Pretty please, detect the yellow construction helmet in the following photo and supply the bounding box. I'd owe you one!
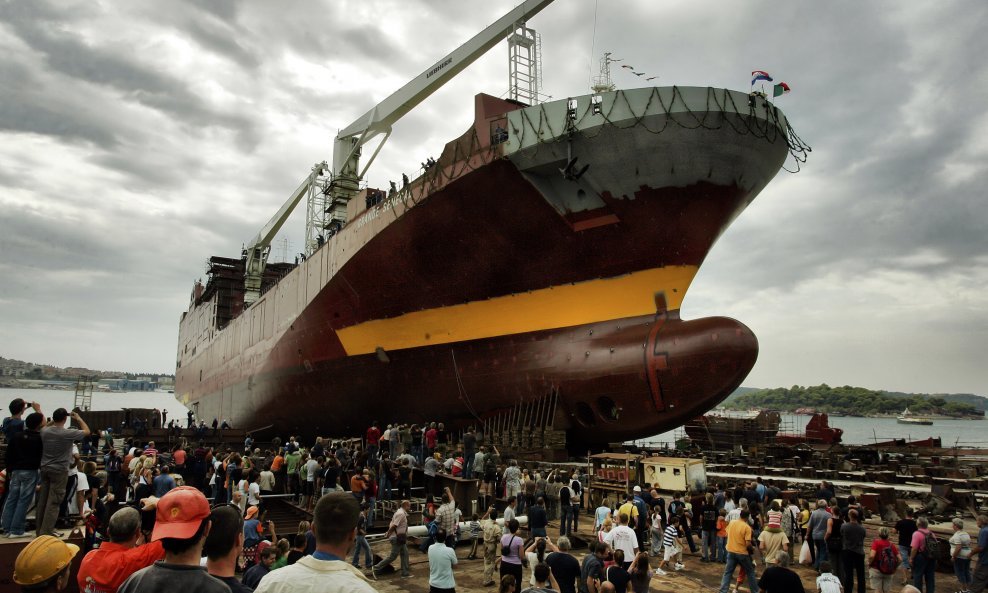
[13,535,80,586]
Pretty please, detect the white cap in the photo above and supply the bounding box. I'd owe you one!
[633,485,641,492]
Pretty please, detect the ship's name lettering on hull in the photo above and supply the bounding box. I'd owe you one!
[354,193,406,230]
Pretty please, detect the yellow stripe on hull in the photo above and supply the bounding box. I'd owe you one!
[335,266,698,355]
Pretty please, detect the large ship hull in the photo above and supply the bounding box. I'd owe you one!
[176,87,798,447]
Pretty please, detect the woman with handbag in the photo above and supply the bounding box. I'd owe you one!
[499,518,525,585]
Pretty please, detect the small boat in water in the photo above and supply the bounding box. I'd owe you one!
[897,407,934,425]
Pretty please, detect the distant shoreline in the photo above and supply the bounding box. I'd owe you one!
[731,408,985,421]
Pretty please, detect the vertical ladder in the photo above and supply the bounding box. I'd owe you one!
[508,22,540,104]
[73,375,95,411]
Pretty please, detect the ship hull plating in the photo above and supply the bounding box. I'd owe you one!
[188,312,757,446]
[176,88,796,447]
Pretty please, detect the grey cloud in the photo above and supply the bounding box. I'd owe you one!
[185,19,261,70]
[0,59,120,148]
[175,0,241,24]
[0,1,257,146]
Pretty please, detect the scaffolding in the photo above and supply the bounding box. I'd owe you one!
[73,376,95,412]
[303,162,335,256]
[507,22,541,104]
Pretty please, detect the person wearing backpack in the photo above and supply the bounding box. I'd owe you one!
[908,516,937,592]
[868,526,900,593]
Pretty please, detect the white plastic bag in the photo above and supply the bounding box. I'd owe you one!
[799,540,812,565]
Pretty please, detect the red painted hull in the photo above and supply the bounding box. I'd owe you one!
[176,88,796,447]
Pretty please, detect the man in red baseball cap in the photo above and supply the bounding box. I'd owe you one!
[117,486,229,593]
[77,507,166,593]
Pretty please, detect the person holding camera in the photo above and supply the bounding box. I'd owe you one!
[38,408,90,537]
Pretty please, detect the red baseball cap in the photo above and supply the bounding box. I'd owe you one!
[151,486,211,541]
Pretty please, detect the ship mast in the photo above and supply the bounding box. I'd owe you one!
[240,0,556,307]
[591,52,617,93]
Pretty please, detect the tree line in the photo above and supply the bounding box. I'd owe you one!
[724,383,984,417]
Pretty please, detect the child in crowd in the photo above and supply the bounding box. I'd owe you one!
[716,508,729,564]
[467,513,482,560]
[816,561,844,593]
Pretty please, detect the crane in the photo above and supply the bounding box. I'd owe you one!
[241,0,556,307]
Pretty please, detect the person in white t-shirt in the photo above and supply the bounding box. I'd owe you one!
[816,561,844,593]
[595,502,612,532]
[247,474,262,507]
[949,517,973,591]
[604,512,639,569]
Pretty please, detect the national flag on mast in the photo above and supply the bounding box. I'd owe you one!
[773,82,791,97]
[751,70,773,85]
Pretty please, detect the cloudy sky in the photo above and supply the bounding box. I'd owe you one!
[1,0,985,396]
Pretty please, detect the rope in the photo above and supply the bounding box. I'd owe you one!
[369,86,811,231]
[450,348,483,423]
[508,86,811,172]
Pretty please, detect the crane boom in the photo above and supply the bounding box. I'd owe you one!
[325,0,555,231]
[333,0,556,171]
[242,0,555,307]
[243,162,326,306]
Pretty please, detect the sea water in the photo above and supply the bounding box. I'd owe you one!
[6,388,983,448]
[646,413,988,448]
[0,387,189,427]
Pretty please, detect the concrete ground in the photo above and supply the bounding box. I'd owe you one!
[364,518,969,592]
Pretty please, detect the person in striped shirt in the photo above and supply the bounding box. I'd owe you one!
[654,516,684,575]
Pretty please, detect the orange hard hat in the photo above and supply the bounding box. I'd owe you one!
[13,535,80,585]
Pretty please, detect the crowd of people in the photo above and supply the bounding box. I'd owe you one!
[4,403,988,593]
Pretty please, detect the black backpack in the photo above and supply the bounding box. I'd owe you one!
[922,531,940,560]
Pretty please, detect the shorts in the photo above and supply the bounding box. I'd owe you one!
[664,545,682,562]
[303,480,314,495]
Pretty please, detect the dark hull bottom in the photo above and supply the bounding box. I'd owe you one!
[191,310,757,449]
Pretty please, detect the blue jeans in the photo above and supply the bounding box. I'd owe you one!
[366,497,376,526]
[559,504,573,536]
[379,474,391,500]
[412,445,423,466]
[954,557,972,586]
[717,536,727,562]
[718,552,759,593]
[813,537,829,570]
[897,545,911,570]
[702,530,717,561]
[1,470,39,535]
[913,553,935,592]
[352,535,372,567]
[463,451,475,479]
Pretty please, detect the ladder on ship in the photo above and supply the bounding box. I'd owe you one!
[73,375,95,412]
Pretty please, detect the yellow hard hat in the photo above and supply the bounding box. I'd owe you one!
[13,535,80,586]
